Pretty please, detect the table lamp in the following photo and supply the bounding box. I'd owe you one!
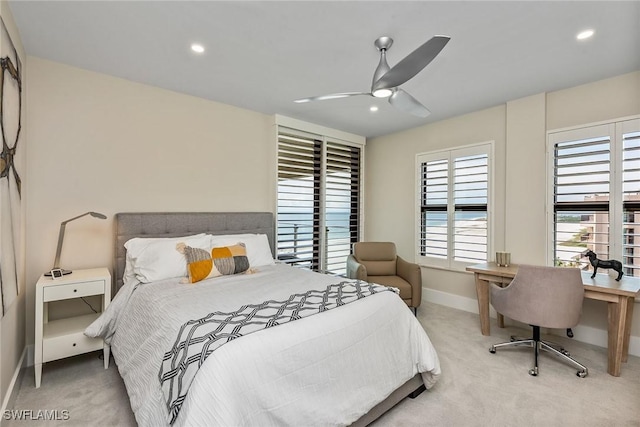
[45,211,107,277]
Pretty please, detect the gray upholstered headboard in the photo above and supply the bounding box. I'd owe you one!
[113,212,275,294]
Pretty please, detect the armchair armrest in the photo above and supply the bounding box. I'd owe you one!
[346,254,367,280]
[397,256,422,306]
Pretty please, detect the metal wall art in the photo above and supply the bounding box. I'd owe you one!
[0,16,22,317]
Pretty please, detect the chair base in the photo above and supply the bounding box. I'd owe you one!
[488,326,588,378]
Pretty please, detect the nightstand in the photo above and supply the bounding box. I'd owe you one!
[34,268,111,388]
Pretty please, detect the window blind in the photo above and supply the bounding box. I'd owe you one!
[553,135,611,266]
[453,153,488,263]
[277,130,321,270]
[420,159,448,258]
[324,141,361,275]
[622,130,640,276]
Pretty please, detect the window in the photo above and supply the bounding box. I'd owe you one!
[277,126,362,276]
[548,118,640,277]
[417,143,493,270]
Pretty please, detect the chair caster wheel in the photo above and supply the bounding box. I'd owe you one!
[576,370,588,378]
[489,347,496,354]
[528,368,538,376]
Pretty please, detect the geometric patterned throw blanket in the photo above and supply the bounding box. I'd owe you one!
[159,280,396,424]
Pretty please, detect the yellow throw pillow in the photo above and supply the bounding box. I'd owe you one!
[176,242,250,283]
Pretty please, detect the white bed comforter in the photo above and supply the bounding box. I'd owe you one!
[85,264,441,427]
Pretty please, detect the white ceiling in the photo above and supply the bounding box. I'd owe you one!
[9,1,640,138]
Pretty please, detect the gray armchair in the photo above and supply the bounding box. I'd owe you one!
[346,242,421,313]
[489,264,588,377]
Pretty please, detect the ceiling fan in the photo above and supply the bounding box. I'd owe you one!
[294,35,450,118]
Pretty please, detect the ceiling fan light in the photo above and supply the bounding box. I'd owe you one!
[372,88,393,98]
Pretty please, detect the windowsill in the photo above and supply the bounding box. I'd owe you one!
[417,263,475,274]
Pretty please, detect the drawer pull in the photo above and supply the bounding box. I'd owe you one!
[74,289,77,293]
[72,343,76,347]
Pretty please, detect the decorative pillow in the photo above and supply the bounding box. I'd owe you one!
[210,233,275,267]
[177,242,251,283]
[124,233,212,283]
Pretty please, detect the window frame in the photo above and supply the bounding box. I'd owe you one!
[415,141,494,271]
[546,116,640,276]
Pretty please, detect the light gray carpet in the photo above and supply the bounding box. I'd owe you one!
[7,302,640,426]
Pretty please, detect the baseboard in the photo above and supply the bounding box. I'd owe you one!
[26,344,34,367]
[423,288,499,319]
[1,347,27,417]
[422,288,640,358]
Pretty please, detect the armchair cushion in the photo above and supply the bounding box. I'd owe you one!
[367,275,413,301]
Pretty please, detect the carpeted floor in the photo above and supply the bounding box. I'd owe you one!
[6,301,640,426]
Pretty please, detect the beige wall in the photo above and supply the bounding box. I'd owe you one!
[365,71,640,346]
[24,58,275,344]
[0,0,26,408]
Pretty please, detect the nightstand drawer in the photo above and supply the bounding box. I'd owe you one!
[43,332,103,363]
[43,280,104,302]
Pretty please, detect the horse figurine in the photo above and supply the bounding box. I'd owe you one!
[583,249,623,281]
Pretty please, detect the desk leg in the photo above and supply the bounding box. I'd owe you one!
[497,313,505,328]
[622,297,633,364]
[607,296,630,377]
[475,275,491,336]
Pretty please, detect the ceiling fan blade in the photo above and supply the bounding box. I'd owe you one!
[373,36,450,91]
[388,89,431,118]
[294,92,369,103]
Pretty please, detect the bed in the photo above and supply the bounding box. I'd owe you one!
[85,212,440,426]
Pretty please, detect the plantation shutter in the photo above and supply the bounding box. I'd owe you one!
[622,129,640,276]
[553,132,611,265]
[277,129,321,270]
[453,153,488,263]
[420,158,448,259]
[324,141,361,275]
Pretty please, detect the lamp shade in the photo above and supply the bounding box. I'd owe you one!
[45,211,107,277]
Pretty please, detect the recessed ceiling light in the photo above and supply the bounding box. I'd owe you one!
[191,43,205,53]
[576,29,594,40]
[370,106,379,112]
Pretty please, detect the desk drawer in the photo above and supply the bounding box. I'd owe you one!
[43,332,103,362]
[43,280,104,302]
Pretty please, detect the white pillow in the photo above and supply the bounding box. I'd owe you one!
[123,253,138,286]
[124,233,212,283]
[210,233,275,267]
